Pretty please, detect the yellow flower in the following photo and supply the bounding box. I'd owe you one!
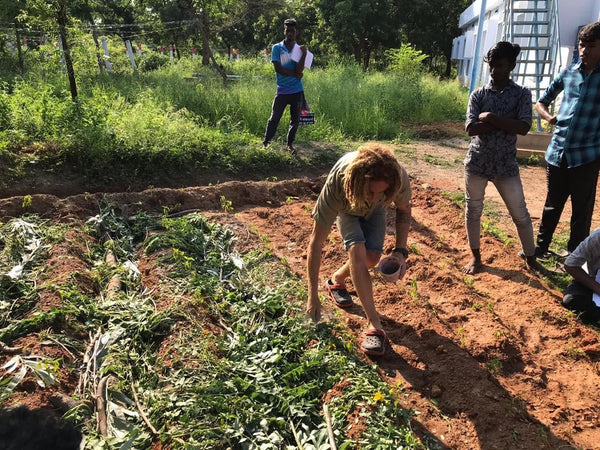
[373,391,385,403]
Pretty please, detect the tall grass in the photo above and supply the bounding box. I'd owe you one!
[0,53,467,183]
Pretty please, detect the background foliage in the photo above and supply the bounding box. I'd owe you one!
[1,0,470,76]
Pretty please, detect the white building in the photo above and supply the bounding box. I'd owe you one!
[453,0,600,98]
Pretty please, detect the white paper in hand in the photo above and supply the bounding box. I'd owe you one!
[291,44,302,62]
[593,270,600,307]
[291,44,313,69]
[304,51,313,69]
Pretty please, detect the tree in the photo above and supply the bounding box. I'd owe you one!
[0,0,28,72]
[70,0,105,73]
[398,0,470,77]
[91,0,139,42]
[314,0,400,70]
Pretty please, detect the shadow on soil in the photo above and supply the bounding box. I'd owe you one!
[376,320,573,449]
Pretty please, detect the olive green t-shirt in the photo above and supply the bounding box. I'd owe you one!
[312,151,411,229]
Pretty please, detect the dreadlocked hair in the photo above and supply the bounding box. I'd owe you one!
[343,143,403,209]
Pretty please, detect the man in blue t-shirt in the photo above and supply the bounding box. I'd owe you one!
[263,18,307,155]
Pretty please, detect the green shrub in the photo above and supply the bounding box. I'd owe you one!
[0,85,11,131]
[0,52,467,181]
[385,44,428,79]
[138,52,170,72]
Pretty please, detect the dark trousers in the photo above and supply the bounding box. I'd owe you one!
[563,281,600,323]
[537,157,600,252]
[263,91,303,146]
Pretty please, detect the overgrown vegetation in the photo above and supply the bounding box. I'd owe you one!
[0,208,426,448]
[0,44,468,188]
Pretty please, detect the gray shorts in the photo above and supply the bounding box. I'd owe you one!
[336,208,386,253]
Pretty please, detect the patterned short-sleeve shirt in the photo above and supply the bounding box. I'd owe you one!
[464,80,532,179]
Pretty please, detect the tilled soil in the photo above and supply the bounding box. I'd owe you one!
[1,136,600,449]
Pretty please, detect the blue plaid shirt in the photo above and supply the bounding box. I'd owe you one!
[538,61,600,168]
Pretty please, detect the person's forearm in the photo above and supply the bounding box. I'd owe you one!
[535,102,556,124]
[394,205,411,249]
[307,239,322,299]
[394,222,410,249]
[467,122,496,136]
[307,223,328,298]
[480,114,530,135]
[275,66,297,77]
[296,54,306,73]
[565,265,600,295]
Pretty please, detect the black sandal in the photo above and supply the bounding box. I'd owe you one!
[361,329,387,356]
[325,279,353,308]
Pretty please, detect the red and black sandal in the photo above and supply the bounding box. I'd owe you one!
[361,328,387,356]
[325,279,354,309]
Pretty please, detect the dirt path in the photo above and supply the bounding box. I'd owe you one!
[1,136,600,448]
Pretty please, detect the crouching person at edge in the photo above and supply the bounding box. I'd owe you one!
[306,143,412,356]
[462,41,543,275]
[562,228,600,323]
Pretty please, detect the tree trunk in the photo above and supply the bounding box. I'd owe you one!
[172,40,180,59]
[201,9,210,66]
[196,11,226,82]
[14,22,24,73]
[352,41,361,64]
[444,53,452,78]
[202,41,210,66]
[91,25,104,73]
[362,39,371,71]
[57,0,77,100]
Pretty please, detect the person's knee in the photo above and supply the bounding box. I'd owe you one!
[562,293,600,323]
[347,242,374,267]
[511,210,532,228]
[562,292,579,308]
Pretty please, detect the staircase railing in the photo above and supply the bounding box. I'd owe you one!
[503,0,561,130]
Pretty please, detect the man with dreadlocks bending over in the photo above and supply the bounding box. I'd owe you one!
[307,143,412,355]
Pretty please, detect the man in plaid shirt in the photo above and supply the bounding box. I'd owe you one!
[534,21,600,256]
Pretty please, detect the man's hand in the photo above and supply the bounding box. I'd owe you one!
[535,102,557,125]
[389,253,407,280]
[478,111,497,122]
[300,44,307,55]
[306,294,322,322]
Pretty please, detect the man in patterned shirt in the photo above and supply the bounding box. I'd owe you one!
[534,21,600,256]
[463,42,540,274]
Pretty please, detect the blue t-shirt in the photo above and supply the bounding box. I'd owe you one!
[271,41,304,95]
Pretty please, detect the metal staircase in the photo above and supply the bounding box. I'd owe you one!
[503,0,561,130]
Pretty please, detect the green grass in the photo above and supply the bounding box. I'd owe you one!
[442,190,465,208]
